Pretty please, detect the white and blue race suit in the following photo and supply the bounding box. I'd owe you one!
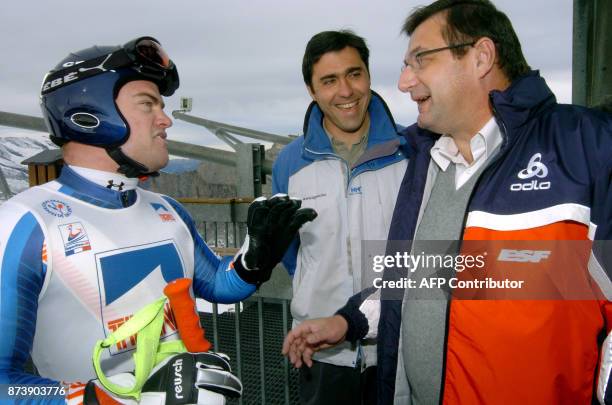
[0,165,255,396]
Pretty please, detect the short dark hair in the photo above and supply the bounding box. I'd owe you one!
[402,0,530,81]
[302,30,370,88]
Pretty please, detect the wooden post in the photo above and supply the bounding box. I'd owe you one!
[21,149,64,186]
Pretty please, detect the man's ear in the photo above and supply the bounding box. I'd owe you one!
[306,84,316,101]
[473,37,497,78]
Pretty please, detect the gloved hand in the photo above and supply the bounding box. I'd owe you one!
[84,352,241,405]
[234,194,317,285]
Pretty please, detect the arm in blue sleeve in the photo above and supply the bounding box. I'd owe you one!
[272,152,299,276]
[163,197,255,303]
[335,286,377,343]
[0,209,66,403]
[281,238,299,276]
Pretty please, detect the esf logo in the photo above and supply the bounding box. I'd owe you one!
[498,249,551,263]
[510,153,551,192]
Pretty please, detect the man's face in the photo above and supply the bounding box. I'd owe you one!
[116,80,172,172]
[398,14,476,135]
[307,46,371,138]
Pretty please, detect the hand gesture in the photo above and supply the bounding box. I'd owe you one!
[281,315,348,368]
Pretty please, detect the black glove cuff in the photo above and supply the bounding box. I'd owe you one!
[335,302,369,343]
[83,381,100,405]
[233,255,270,287]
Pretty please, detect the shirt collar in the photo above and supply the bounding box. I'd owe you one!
[56,165,139,209]
[324,118,370,150]
[69,165,139,191]
[430,117,501,171]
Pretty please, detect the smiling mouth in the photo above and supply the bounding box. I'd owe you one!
[337,100,359,109]
[413,96,431,113]
[413,95,431,105]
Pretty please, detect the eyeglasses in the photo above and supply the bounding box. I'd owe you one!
[401,41,475,73]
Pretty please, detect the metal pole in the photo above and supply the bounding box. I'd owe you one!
[573,0,612,107]
[257,297,266,405]
[172,111,292,145]
[0,111,47,132]
[212,303,219,351]
[572,0,591,106]
[282,299,290,405]
[214,128,242,150]
[591,0,612,107]
[234,302,243,405]
[236,144,265,198]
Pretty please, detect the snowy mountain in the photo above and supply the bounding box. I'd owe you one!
[0,130,55,199]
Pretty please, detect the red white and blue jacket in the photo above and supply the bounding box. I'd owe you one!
[338,71,612,404]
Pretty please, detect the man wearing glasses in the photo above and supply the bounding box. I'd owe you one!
[284,1,612,404]
[0,37,314,404]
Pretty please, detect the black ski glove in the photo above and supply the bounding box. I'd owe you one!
[234,194,317,285]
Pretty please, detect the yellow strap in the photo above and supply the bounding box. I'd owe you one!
[92,296,186,400]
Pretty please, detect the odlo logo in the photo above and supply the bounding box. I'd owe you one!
[510,153,551,192]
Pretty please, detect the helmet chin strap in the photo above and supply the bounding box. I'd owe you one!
[106,146,160,178]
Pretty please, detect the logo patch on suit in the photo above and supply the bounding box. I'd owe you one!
[95,240,185,355]
[42,199,73,217]
[59,222,92,256]
[349,186,362,195]
[510,153,551,192]
[150,203,176,222]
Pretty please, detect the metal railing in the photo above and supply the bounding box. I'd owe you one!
[179,198,298,405]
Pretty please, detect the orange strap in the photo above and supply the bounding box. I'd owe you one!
[164,278,212,352]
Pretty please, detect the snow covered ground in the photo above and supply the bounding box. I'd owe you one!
[0,129,55,200]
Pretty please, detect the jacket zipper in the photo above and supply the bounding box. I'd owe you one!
[438,96,510,403]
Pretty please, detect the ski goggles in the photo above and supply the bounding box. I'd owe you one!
[41,36,179,96]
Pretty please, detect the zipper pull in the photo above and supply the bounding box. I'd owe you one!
[120,191,129,207]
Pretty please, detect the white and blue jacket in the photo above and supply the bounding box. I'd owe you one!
[272,92,409,368]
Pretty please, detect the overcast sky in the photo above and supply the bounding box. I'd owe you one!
[1,0,573,148]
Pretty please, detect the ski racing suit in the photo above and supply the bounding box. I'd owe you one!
[0,165,255,402]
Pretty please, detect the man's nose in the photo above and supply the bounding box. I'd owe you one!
[398,65,419,93]
[157,109,173,128]
[337,78,354,98]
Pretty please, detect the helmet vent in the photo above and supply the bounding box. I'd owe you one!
[70,112,100,129]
